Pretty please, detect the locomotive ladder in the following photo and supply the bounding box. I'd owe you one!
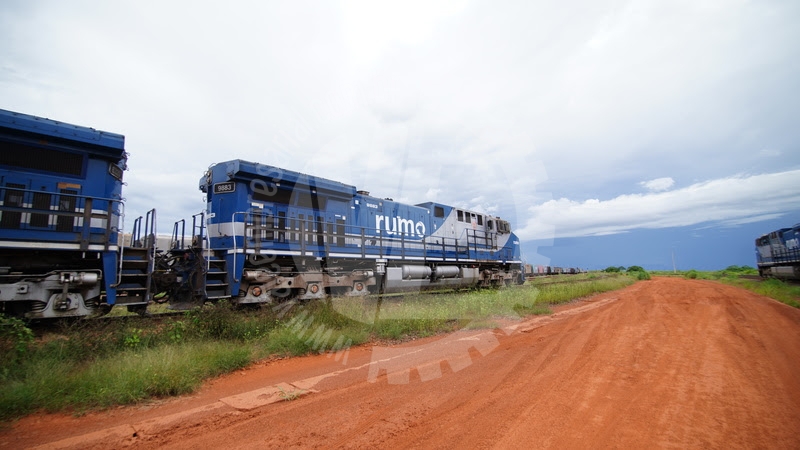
[114,209,156,312]
[192,212,229,300]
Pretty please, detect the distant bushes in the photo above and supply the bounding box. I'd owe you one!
[680,266,757,280]
[719,265,758,276]
[602,265,759,281]
[626,266,650,280]
[602,265,650,280]
[634,271,651,280]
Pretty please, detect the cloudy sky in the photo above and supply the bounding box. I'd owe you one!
[2,0,799,270]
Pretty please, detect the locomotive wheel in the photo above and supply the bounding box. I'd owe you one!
[92,303,112,317]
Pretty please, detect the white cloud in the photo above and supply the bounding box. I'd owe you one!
[517,170,800,240]
[640,177,675,192]
[1,0,798,245]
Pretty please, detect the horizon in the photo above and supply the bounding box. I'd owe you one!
[2,1,798,270]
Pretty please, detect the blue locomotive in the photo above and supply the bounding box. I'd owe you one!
[199,160,524,305]
[0,109,151,318]
[0,108,524,318]
[755,224,800,280]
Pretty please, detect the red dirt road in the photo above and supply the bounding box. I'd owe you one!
[3,277,800,449]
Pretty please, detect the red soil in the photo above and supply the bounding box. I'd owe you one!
[3,277,800,449]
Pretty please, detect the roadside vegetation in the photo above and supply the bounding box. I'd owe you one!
[603,265,652,280]
[0,273,638,421]
[652,265,800,309]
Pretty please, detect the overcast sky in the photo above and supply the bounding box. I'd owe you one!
[2,0,798,270]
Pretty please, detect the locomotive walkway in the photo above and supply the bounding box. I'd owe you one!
[3,277,800,449]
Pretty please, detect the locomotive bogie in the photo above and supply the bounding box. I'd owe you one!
[234,262,380,304]
[762,266,800,279]
[0,269,102,318]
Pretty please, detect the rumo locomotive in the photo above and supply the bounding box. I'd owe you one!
[0,108,524,319]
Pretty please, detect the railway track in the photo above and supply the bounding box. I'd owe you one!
[26,309,189,334]
[738,275,763,281]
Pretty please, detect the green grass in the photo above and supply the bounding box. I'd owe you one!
[725,278,800,308]
[528,275,637,304]
[0,342,250,419]
[0,273,637,421]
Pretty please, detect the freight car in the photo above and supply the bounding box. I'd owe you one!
[523,265,584,278]
[0,109,524,318]
[755,224,800,280]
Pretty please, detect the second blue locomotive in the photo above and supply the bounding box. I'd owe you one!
[755,224,800,280]
[200,160,524,305]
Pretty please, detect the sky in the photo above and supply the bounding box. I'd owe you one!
[1,0,799,271]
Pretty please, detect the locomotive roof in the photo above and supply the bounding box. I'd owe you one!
[211,159,358,198]
[416,201,502,221]
[0,108,125,155]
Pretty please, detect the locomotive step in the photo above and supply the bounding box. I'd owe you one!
[116,284,148,290]
[121,256,148,261]
[121,252,151,261]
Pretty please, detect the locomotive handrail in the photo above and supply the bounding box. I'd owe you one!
[230,210,249,283]
[130,216,143,247]
[0,185,134,292]
[144,209,157,250]
[192,215,202,246]
[172,219,186,250]
[192,212,206,249]
[235,210,507,264]
[191,211,215,298]
[0,185,124,249]
[114,202,126,288]
[761,247,800,264]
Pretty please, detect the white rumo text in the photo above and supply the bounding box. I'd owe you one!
[376,214,425,237]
